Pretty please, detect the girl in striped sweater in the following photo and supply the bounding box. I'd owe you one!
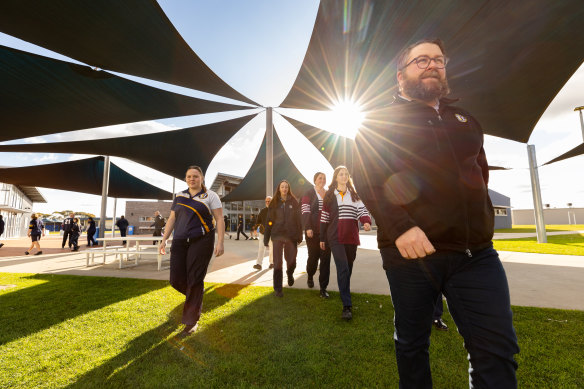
[320,166,371,320]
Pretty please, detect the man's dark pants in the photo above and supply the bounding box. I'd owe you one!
[119,228,127,245]
[61,230,72,248]
[305,235,331,290]
[153,229,162,245]
[170,234,215,325]
[381,245,519,389]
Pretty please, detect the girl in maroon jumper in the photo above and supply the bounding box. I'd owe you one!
[320,166,371,320]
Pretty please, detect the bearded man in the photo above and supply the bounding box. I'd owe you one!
[353,39,519,388]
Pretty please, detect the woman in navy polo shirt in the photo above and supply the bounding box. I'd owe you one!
[160,165,225,336]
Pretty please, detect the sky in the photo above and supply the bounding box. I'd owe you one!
[1,0,583,217]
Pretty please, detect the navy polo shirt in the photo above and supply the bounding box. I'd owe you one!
[171,188,222,239]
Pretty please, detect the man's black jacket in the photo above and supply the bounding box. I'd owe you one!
[353,96,494,254]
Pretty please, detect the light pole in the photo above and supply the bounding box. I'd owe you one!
[575,106,584,142]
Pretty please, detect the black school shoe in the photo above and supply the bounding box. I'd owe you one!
[274,290,284,298]
[34,251,43,256]
[307,276,314,288]
[287,271,295,286]
[342,306,352,320]
[433,318,449,331]
[320,290,330,298]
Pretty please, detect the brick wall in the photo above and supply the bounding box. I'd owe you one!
[124,200,173,234]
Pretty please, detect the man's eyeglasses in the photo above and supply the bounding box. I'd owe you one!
[402,56,448,70]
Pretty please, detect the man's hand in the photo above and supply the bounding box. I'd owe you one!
[363,223,371,231]
[320,242,326,250]
[214,242,224,257]
[395,226,436,259]
[306,229,314,238]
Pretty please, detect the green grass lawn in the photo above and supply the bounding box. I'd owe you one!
[495,225,584,233]
[493,233,584,256]
[1,273,583,388]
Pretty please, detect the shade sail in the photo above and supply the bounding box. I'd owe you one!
[0,45,253,142]
[0,0,257,106]
[0,114,257,179]
[222,131,313,202]
[0,156,172,199]
[281,115,352,169]
[543,143,584,166]
[281,0,584,143]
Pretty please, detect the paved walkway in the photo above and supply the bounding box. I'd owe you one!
[1,232,583,311]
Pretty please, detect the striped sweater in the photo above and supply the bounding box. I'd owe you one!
[320,189,372,245]
[301,187,324,235]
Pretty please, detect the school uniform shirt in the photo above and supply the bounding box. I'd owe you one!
[29,219,44,236]
[171,188,222,239]
[320,190,372,246]
[301,187,324,235]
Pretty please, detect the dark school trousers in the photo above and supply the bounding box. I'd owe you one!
[69,233,79,249]
[381,245,519,389]
[272,238,297,292]
[170,233,215,325]
[305,235,331,290]
[433,293,444,320]
[330,243,357,307]
[236,228,248,240]
[61,230,72,248]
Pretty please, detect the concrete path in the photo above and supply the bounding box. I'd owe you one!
[1,232,583,311]
[493,230,584,239]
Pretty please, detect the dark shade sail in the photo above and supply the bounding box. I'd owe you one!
[0,114,257,179]
[0,45,253,142]
[0,156,171,199]
[0,0,257,106]
[543,143,584,166]
[281,0,584,143]
[488,166,510,171]
[222,131,313,202]
[281,115,352,169]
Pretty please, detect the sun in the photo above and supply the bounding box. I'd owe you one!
[329,100,365,139]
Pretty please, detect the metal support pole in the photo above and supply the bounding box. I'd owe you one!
[266,107,273,197]
[527,145,547,243]
[575,106,584,142]
[98,156,110,240]
[172,178,176,200]
[112,198,117,237]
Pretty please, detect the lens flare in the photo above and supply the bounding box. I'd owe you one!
[330,100,365,139]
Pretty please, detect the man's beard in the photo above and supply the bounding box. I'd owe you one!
[402,70,450,102]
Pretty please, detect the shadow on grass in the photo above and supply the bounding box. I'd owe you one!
[0,274,167,346]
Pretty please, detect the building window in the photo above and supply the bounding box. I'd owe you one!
[139,216,154,222]
[494,208,508,216]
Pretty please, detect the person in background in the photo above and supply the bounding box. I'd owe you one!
[320,166,371,320]
[159,165,224,337]
[61,212,74,249]
[69,217,81,252]
[86,217,97,247]
[253,196,274,270]
[26,213,45,255]
[235,215,249,240]
[151,211,166,245]
[301,172,332,298]
[249,215,258,240]
[116,215,129,245]
[223,215,232,239]
[264,180,303,297]
[0,215,5,248]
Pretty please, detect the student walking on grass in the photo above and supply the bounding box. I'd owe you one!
[320,166,371,320]
[26,213,45,255]
[264,180,303,297]
[301,171,332,298]
[159,165,225,337]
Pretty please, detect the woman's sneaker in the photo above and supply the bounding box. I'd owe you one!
[342,306,352,320]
